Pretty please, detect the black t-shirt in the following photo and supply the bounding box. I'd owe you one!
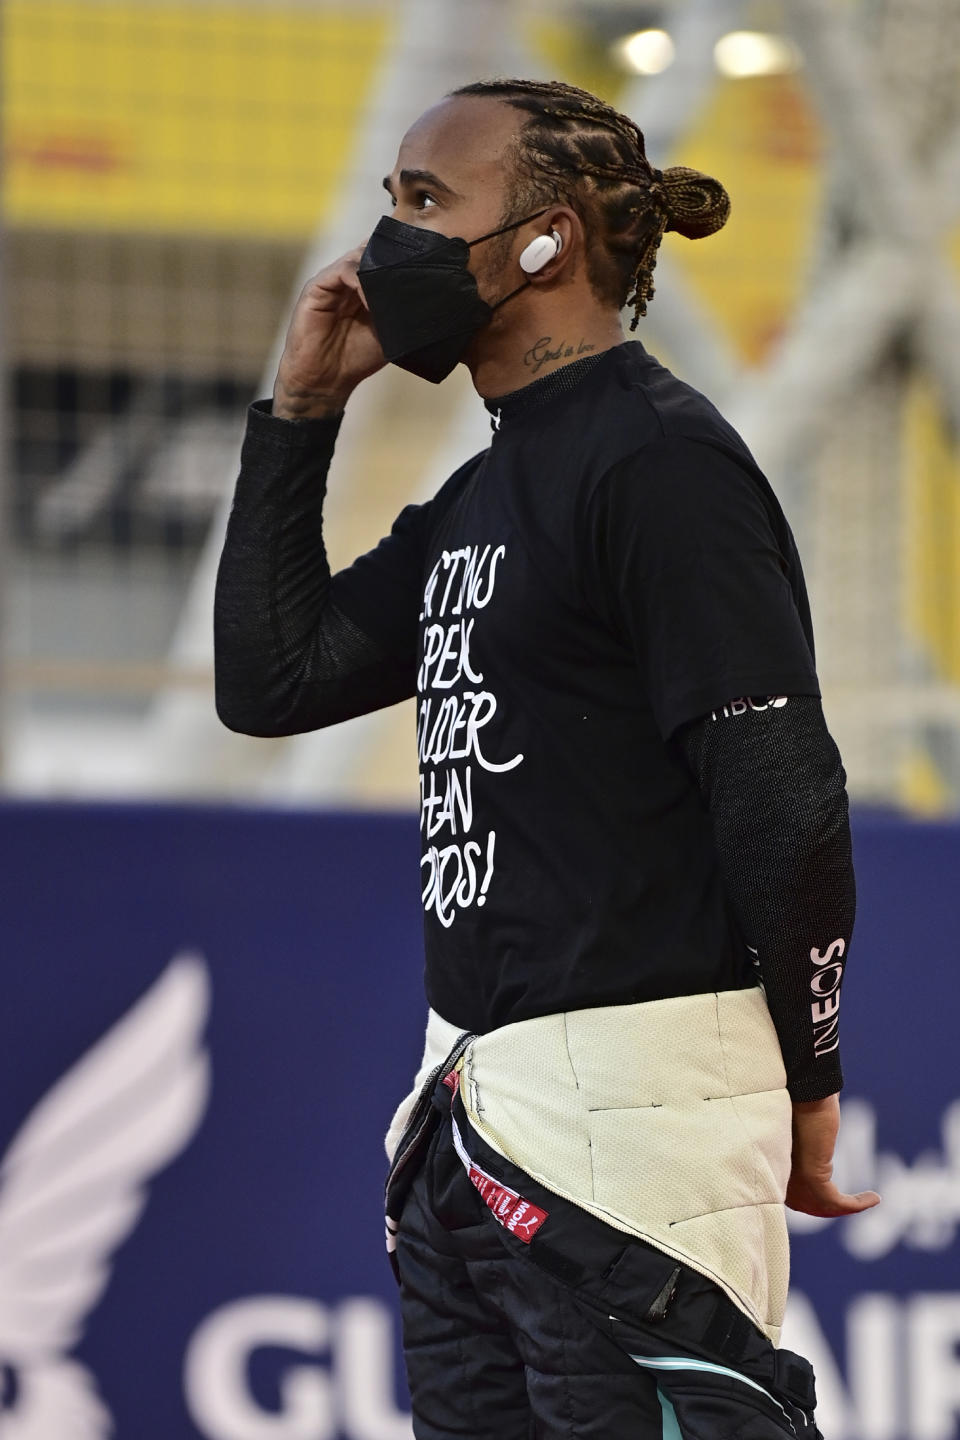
[331,341,820,1033]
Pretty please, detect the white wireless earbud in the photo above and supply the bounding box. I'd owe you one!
[519,230,563,274]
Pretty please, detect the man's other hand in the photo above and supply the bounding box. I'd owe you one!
[785,1093,882,1218]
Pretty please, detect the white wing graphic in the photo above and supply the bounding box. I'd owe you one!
[0,954,211,1367]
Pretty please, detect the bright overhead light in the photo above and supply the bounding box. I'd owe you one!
[714,30,801,78]
[611,28,676,77]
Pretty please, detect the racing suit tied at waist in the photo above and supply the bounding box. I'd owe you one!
[385,987,792,1345]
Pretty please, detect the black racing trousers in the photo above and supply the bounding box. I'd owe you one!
[391,1077,822,1440]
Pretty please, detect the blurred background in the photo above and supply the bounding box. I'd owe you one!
[1,2,959,1438]
[5,0,960,813]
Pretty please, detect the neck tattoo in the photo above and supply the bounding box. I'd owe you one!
[523,335,596,377]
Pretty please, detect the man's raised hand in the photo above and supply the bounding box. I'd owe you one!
[273,247,385,420]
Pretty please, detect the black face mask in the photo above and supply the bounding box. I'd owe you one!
[356,208,548,384]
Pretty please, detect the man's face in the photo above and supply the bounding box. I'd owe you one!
[381,96,527,299]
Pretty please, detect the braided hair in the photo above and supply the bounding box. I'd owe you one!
[452,78,730,327]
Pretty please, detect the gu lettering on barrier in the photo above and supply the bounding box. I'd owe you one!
[417,543,522,929]
[184,1296,411,1440]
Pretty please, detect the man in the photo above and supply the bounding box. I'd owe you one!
[215,79,880,1439]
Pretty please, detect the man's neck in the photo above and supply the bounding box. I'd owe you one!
[468,312,625,399]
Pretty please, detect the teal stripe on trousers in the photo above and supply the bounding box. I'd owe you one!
[657,1388,683,1439]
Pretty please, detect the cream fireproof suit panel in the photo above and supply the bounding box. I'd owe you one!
[386,988,792,1346]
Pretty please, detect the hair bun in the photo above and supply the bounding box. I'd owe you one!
[659,165,730,239]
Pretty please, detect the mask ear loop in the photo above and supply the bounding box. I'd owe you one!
[465,206,551,249]
[467,207,557,311]
[490,278,531,310]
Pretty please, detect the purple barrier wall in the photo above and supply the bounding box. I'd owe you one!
[0,801,956,1440]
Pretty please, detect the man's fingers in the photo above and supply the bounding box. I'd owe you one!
[301,249,367,306]
[786,1182,881,1218]
[342,266,370,311]
[825,1188,882,1215]
[343,245,372,309]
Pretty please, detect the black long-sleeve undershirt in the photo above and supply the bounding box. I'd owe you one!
[214,402,412,737]
[215,401,853,1102]
[676,696,852,1101]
